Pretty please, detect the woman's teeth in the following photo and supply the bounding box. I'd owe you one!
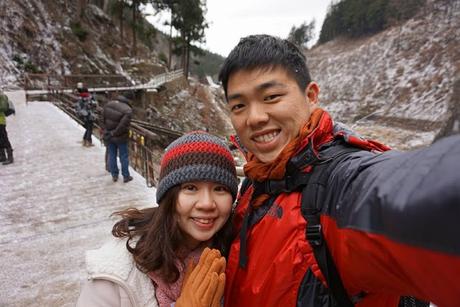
[193,218,214,224]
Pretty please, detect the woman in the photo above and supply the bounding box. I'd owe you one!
[77,131,238,307]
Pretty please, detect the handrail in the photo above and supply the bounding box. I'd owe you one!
[24,70,184,97]
[48,91,183,187]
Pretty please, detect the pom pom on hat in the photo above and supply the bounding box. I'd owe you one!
[156,131,238,203]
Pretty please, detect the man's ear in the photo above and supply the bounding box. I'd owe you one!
[305,82,320,105]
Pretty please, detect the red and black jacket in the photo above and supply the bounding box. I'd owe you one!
[224,112,460,307]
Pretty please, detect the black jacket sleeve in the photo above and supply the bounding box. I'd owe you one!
[327,134,460,255]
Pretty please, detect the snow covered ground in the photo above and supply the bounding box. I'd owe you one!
[0,91,156,306]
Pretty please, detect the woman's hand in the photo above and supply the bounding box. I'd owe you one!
[176,248,226,307]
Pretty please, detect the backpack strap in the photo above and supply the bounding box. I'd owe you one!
[300,149,357,307]
[301,144,359,307]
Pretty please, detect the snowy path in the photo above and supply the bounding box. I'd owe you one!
[0,91,157,306]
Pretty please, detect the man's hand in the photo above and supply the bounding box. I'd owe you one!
[176,248,226,307]
[103,131,112,142]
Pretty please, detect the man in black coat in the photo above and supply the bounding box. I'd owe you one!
[102,94,133,183]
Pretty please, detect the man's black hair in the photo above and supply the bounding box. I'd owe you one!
[218,34,312,98]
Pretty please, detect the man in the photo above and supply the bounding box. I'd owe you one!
[102,94,133,183]
[219,35,460,307]
[0,90,14,165]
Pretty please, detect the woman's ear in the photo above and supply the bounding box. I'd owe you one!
[305,82,320,105]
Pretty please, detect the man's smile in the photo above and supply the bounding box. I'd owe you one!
[252,130,280,143]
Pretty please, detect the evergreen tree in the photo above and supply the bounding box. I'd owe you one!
[130,0,150,56]
[170,0,208,79]
[287,20,316,47]
[318,0,425,44]
[110,0,127,40]
[151,0,178,69]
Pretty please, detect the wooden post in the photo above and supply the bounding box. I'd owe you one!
[25,74,29,104]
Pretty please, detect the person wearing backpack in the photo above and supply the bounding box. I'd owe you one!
[75,86,98,147]
[0,90,14,165]
[218,35,460,307]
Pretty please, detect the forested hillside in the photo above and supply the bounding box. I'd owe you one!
[308,0,459,150]
[319,0,428,43]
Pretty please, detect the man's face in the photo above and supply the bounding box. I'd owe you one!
[227,66,317,163]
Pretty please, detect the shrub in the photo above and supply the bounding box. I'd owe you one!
[24,61,41,73]
[70,22,88,41]
[12,54,24,65]
[158,52,168,64]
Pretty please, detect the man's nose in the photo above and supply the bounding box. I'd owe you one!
[246,102,269,128]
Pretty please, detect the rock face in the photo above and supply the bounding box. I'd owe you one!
[434,75,460,141]
[307,0,459,150]
[141,77,232,136]
[0,1,169,83]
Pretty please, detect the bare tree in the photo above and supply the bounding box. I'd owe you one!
[78,0,88,20]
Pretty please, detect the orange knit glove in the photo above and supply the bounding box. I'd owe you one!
[176,247,226,307]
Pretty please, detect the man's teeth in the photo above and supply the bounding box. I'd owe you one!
[193,218,214,224]
[254,131,278,143]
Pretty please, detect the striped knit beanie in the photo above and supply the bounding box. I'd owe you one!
[156,131,238,203]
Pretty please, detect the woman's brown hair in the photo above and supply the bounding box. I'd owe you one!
[112,185,233,283]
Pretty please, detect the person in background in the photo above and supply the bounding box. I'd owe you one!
[76,82,84,94]
[77,131,238,307]
[75,85,98,147]
[0,90,15,165]
[102,94,133,183]
[219,34,460,307]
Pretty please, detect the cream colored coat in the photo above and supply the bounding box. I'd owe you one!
[76,237,158,307]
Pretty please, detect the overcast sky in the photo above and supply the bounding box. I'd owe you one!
[146,0,332,57]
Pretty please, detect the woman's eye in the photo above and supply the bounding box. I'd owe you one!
[182,184,197,191]
[215,185,229,192]
[230,103,245,112]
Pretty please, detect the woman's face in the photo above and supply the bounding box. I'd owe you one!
[175,181,233,250]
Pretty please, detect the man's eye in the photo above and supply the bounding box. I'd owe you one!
[264,94,281,101]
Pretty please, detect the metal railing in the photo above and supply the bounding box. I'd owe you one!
[128,130,157,187]
[24,70,184,98]
[48,91,183,187]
